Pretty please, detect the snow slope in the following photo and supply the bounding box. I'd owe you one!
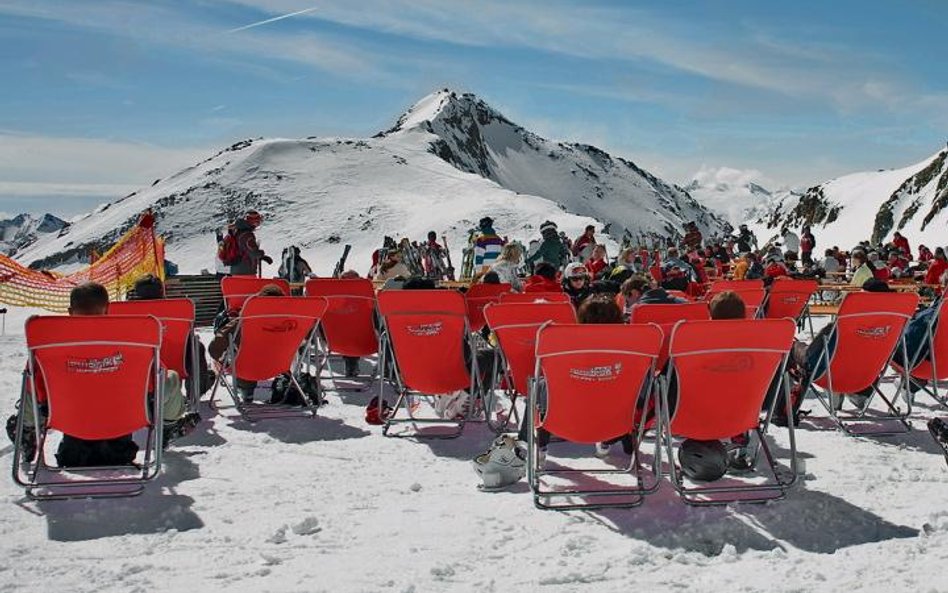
[749,148,948,250]
[17,90,729,275]
[0,312,946,593]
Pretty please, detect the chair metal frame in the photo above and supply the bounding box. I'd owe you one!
[12,315,165,500]
[483,302,577,434]
[304,278,379,392]
[109,298,202,411]
[376,291,481,439]
[210,296,327,422]
[660,319,799,506]
[526,323,664,510]
[804,294,918,436]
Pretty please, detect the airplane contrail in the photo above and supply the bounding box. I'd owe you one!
[226,6,319,34]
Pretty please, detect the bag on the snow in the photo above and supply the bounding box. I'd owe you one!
[270,373,320,406]
[55,434,139,468]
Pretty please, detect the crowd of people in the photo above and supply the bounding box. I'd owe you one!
[6,209,947,490]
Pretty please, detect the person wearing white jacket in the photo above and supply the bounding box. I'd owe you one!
[490,243,524,291]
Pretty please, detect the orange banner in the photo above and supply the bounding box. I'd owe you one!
[0,213,165,312]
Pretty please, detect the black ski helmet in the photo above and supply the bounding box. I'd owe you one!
[479,216,494,230]
[678,439,728,482]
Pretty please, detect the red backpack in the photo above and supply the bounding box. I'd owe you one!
[218,228,242,265]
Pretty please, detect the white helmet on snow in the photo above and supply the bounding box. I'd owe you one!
[472,435,526,490]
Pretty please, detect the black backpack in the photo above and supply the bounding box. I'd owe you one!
[56,434,138,468]
[270,373,321,407]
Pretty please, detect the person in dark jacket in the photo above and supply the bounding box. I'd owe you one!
[230,210,272,276]
[525,221,570,272]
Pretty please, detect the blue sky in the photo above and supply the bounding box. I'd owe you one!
[1,0,945,217]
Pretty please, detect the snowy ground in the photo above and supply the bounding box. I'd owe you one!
[0,306,947,593]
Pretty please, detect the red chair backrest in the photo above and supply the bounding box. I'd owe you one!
[221,276,290,313]
[668,319,795,440]
[499,292,571,304]
[304,278,378,356]
[483,302,577,396]
[816,292,919,392]
[464,283,512,332]
[377,290,471,394]
[109,298,195,380]
[709,279,764,293]
[629,302,710,370]
[26,315,161,440]
[765,278,818,321]
[233,296,328,381]
[535,323,662,443]
[909,298,948,380]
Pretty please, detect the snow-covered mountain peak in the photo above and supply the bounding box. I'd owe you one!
[18,89,730,274]
[0,212,68,256]
[381,89,514,138]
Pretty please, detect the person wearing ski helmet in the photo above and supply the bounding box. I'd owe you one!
[525,220,570,271]
[473,216,505,273]
[230,210,272,276]
[561,262,593,306]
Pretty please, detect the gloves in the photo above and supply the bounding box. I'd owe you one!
[261,255,273,265]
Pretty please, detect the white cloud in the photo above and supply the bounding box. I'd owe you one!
[0,132,211,197]
[214,0,933,112]
[690,166,772,190]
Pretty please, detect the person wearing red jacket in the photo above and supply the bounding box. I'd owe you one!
[919,245,934,263]
[572,225,596,259]
[523,262,563,293]
[892,232,912,261]
[585,244,608,279]
[925,248,948,285]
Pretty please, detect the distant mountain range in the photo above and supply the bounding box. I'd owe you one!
[0,213,68,256]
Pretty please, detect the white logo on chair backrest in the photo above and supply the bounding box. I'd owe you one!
[407,322,443,337]
[67,353,124,374]
[569,363,622,382]
[856,325,891,340]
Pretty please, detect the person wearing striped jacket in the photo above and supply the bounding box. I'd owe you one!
[474,217,505,273]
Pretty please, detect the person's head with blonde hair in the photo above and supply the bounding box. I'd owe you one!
[498,242,523,263]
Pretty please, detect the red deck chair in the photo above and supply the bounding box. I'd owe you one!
[304,278,378,389]
[891,297,948,408]
[212,296,328,421]
[499,292,570,305]
[377,290,477,438]
[12,316,165,500]
[527,323,663,510]
[109,299,200,409]
[765,278,819,336]
[709,279,764,292]
[663,319,798,505]
[629,302,710,371]
[220,276,290,314]
[464,283,511,333]
[482,302,577,432]
[648,265,662,283]
[706,287,767,319]
[805,292,919,435]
